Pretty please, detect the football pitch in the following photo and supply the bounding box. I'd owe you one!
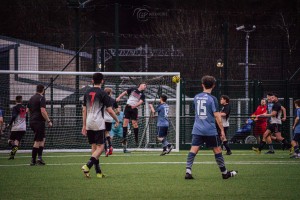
[0,150,299,200]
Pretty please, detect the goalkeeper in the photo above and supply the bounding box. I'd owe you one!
[110,105,131,153]
[149,94,174,156]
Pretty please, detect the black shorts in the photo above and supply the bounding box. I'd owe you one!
[124,105,138,120]
[30,121,46,142]
[157,126,168,138]
[87,130,105,145]
[9,131,26,142]
[292,134,300,143]
[267,124,281,134]
[191,134,222,148]
[105,122,112,132]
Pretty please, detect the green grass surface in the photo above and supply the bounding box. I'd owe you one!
[0,150,299,200]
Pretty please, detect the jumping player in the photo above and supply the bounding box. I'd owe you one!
[149,94,174,156]
[116,82,146,151]
[185,75,238,180]
[7,96,27,160]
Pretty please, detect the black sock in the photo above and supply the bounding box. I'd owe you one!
[32,147,39,163]
[223,141,231,152]
[87,157,97,169]
[38,147,44,160]
[123,127,128,139]
[106,136,111,147]
[94,159,102,174]
[258,141,266,151]
[134,128,138,143]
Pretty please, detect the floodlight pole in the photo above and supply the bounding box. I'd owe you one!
[237,25,255,114]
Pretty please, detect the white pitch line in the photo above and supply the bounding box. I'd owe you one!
[0,161,299,167]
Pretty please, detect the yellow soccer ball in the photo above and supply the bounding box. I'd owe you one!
[172,75,180,83]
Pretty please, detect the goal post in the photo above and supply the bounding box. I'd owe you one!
[0,70,180,153]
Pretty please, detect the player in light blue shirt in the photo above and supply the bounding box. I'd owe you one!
[290,99,300,158]
[185,75,238,180]
[149,95,174,156]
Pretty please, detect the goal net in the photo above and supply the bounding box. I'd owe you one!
[0,70,180,152]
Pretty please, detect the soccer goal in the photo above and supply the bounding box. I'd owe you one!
[0,70,180,153]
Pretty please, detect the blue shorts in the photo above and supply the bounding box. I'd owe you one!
[157,126,168,137]
[191,134,222,148]
[110,127,123,138]
[292,133,300,143]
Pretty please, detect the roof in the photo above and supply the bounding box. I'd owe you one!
[0,35,91,59]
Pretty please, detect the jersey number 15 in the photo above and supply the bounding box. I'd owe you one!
[196,100,207,116]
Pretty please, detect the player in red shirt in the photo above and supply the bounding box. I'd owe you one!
[251,99,267,143]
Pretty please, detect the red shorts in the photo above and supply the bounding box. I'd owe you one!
[253,123,267,135]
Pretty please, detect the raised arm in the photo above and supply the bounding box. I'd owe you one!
[116,91,127,102]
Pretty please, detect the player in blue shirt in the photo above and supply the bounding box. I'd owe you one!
[290,99,300,158]
[185,75,238,180]
[149,95,174,156]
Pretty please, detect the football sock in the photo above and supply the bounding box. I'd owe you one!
[223,141,231,152]
[32,147,39,162]
[94,159,102,174]
[186,152,196,173]
[87,157,97,169]
[294,145,299,154]
[162,138,169,147]
[123,127,128,139]
[215,153,227,173]
[281,139,291,148]
[38,147,44,160]
[258,141,266,151]
[134,128,138,143]
[269,144,274,151]
[106,136,111,148]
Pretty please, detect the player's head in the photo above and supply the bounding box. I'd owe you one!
[104,87,112,96]
[272,92,279,102]
[260,98,266,106]
[92,73,104,85]
[294,99,300,108]
[36,84,45,94]
[138,82,147,91]
[266,92,273,102]
[220,95,229,104]
[16,96,22,103]
[160,94,167,103]
[201,75,216,90]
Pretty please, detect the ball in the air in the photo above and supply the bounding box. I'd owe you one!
[172,75,180,83]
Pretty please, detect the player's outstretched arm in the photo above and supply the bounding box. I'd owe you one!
[149,103,155,113]
[116,91,127,102]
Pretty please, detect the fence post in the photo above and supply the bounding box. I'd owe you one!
[50,78,53,118]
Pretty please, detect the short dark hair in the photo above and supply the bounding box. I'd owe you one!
[16,96,22,103]
[221,95,230,103]
[36,85,45,93]
[201,75,216,89]
[294,99,300,107]
[160,94,167,102]
[272,92,279,98]
[267,92,273,96]
[93,73,104,85]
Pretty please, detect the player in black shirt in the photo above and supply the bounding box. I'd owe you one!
[7,96,27,160]
[116,83,147,152]
[27,85,52,166]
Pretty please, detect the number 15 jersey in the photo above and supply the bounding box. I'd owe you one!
[192,92,219,136]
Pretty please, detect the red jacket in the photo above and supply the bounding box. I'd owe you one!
[252,105,267,124]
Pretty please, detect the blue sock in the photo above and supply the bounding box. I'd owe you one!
[162,138,169,147]
[186,152,196,174]
[215,153,227,173]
